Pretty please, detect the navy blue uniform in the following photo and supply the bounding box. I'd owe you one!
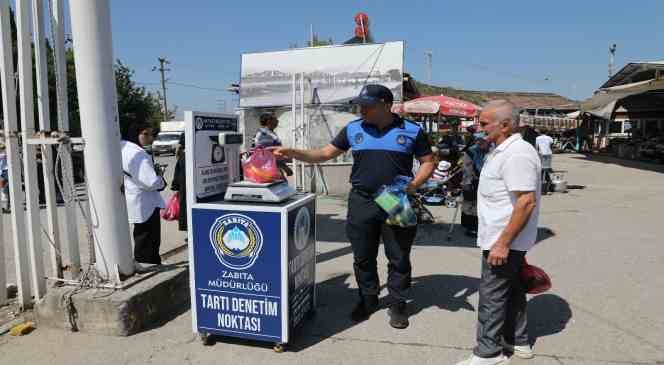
[332,116,432,194]
[331,114,432,305]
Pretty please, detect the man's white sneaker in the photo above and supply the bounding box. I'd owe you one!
[454,354,508,365]
[504,344,534,359]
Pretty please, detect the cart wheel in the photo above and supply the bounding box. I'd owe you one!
[199,333,213,346]
[273,343,286,353]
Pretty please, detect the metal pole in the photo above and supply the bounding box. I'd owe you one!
[32,0,63,280]
[309,24,314,47]
[153,57,170,122]
[0,209,5,305]
[51,0,81,279]
[16,0,47,299]
[299,73,305,191]
[156,57,170,122]
[425,51,433,84]
[69,0,135,279]
[291,73,297,188]
[608,44,617,78]
[0,0,32,307]
[359,16,366,43]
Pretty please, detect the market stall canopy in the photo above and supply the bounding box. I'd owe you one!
[392,95,479,118]
[581,78,664,119]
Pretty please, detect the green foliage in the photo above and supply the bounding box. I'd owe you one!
[113,60,163,134]
[1,9,163,137]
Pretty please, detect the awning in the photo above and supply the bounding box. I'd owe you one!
[581,78,664,119]
[392,95,479,118]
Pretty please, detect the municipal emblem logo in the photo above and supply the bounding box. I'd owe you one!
[195,117,204,130]
[209,214,263,270]
[293,207,311,251]
[396,134,407,145]
[354,132,364,144]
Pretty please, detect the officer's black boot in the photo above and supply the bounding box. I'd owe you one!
[388,301,409,329]
[351,295,379,322]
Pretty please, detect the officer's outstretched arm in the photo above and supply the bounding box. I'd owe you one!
[272,144,344,164]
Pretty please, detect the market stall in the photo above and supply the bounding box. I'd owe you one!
[391,94,479,133]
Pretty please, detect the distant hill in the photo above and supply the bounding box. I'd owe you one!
[414,81,579,110]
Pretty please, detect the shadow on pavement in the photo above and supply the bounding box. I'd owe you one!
[571,154,664,174]
[290,273,480,352]
[527,293,573,344]
[317,213,557,263]
[290,273,356,351]
[409,274,480,315]
[317,213,348,243]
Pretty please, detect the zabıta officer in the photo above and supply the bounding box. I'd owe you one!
[273,85,435,329]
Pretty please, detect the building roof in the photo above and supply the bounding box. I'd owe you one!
[601,61,664,89]
[413,80,578,110]
[462,90,579,109]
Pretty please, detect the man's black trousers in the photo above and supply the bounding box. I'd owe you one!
[133,208,162,265]
[346,190,417,304]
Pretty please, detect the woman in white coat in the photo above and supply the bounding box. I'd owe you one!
[121,124,166,265]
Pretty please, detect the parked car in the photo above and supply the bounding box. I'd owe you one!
[152,132,182,156]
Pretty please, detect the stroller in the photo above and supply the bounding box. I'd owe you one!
[413,163,463,225]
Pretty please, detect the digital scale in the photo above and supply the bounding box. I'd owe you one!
[224,180,296,203]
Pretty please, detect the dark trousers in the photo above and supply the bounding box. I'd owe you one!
[133,208,162,265]
[542,168,553,193]
[474,250,528,358]
[461,212,478,232]
[346,190,417,304]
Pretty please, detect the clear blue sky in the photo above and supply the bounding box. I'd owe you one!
[100,0,663,117]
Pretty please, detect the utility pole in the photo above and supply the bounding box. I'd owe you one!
[153,57,170,122]
[425,51,433,84]
[608,44,617,78]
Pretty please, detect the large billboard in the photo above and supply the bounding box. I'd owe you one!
[240,41,404,108]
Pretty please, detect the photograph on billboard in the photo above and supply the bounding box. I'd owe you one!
[240,41,404,108]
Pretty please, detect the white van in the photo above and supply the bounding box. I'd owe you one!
[152,131,182,156]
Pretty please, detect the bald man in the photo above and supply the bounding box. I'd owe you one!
[456,101,541,365]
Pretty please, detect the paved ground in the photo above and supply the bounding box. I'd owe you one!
[2,153,664,364]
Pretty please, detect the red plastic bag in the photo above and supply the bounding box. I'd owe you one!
[242,147,282,184]
[520,258,551,294]
[161,192,180,221]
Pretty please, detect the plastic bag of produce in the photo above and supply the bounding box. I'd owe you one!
[242,147,283,184]
[375,175,417,227]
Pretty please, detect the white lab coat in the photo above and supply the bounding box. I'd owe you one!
[121,141,166,224]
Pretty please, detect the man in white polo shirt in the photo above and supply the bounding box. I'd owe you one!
[536,130,554,193]
[456,100,541,365]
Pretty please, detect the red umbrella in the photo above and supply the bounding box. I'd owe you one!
[392,95,479,118]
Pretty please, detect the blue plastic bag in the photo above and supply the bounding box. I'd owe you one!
[374,175,417,227]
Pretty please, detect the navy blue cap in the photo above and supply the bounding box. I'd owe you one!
[350,84,394,105]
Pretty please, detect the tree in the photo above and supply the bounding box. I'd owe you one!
[1,8,163,137]
[64,55,163,137]
[114,60,162,132]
